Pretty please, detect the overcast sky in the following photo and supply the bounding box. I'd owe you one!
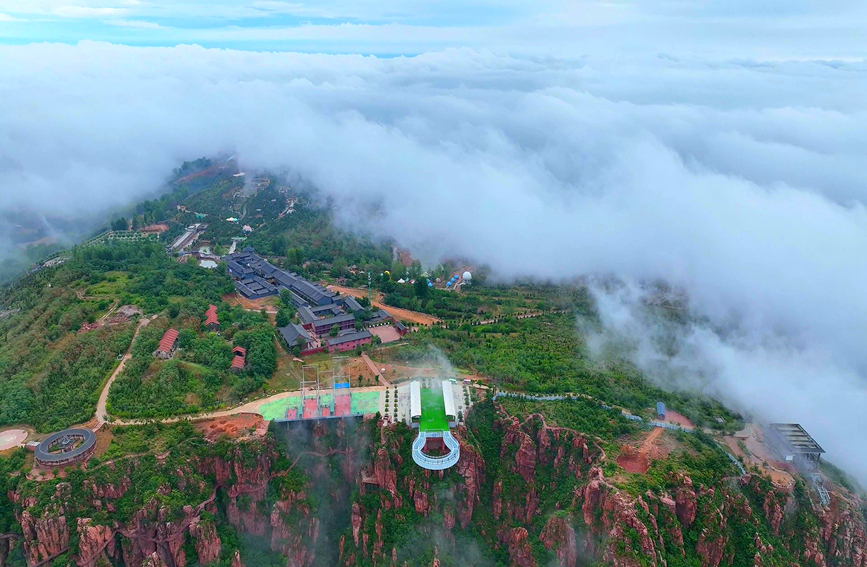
[1,2,867,482]
[2,0,867,58]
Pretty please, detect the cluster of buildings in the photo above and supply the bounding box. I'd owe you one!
[231,346,246,371]
[226,248,406,354]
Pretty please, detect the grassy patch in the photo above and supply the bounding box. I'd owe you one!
[499,396,640,441]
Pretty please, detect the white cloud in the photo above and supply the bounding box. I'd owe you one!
[52,6,127,18]
[104,18,162,28]
[0,42,866,482]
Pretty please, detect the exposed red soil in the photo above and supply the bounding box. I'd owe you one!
[616,449,649,474]
[661,410,694,429]
[221,293,279,313]
[327,285,440,326]
[344,356,376,384]
[616,427,670,475]
[194,413,267,442]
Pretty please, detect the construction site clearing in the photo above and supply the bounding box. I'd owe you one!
[612,406,805,491]
[724,423,797,489]
[195,413,269,442]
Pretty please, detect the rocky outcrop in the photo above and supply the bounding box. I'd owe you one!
[455,440,485,528]
[142,551,169,567]
[539,515,578,567]
[19,508,69,566]
[269,493,318,567]
[817,493,866,567]
[505,427,537,483]
[370,448,399,506]
[503,527,536,567]
[674,474,697,528]
[230,549,246,567]
[351,502,362,547]
[189,521,221,565]
[76,518,115,567]
[696,507,728,567]
[10,407,867,567]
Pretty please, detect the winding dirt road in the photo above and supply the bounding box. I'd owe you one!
[94,316,153,429]
[326,284,440,326]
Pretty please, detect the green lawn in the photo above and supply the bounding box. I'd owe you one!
[419,388,448,432]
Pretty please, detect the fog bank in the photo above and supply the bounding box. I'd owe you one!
[1,42,866,480]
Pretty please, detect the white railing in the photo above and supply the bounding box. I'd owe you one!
[412,431,460,470]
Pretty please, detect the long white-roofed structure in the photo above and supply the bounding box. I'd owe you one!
[441,380,456,423]
[410,381,422,423]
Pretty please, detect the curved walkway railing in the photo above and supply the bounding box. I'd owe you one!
[412,431,460,470]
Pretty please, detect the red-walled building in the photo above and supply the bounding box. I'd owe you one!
[325,330,372,353]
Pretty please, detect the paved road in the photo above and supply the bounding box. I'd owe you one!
[94,316,153,429]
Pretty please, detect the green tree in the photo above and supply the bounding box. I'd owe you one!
[329,324,340,337]
[414,277,429,300]
[332,257,348,277]
[275,309,291,328]
[111,217,128,231]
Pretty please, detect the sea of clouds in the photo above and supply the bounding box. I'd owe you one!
[0,41,865,481]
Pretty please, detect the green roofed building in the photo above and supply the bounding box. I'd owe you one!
[410,380,460,470]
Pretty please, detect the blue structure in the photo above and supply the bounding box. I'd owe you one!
[656,402,666,419]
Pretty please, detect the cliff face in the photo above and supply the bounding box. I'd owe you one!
[7,406,867,567]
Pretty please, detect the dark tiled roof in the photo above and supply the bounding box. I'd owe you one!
[368,309,392,323]
[297,305,317,324]
[235,276,278,298]
[311,304,343,316]
[313,313,356,329]
[273,272,298,287]
[290,279,335,305]
[343,296,363,312]
[278,324,313,346]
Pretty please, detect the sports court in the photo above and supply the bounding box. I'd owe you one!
[258,396,302,421]
[335,393,351,417]
[350,391,380,415]
[257,390,381,421]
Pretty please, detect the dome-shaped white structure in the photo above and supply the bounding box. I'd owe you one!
[462,271,472,280]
